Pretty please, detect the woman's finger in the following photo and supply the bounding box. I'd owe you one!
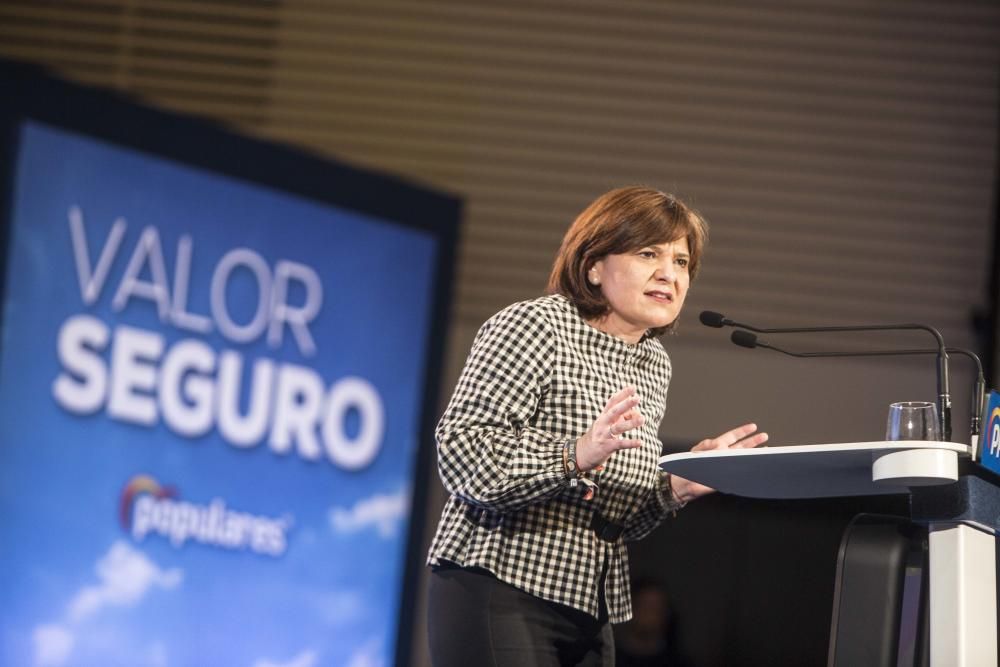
[732,432,768,449]
[714,422,759,447]
[611,413,645,436]
[605,395,641,423]
[608,438,643,452]
[599,410,645,444]
[690,423,766,451]
[602,386,636,411]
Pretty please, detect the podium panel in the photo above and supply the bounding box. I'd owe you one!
[660,441,996,667]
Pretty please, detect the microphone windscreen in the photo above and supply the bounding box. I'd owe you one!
[699,311,727,328]
[731,330,759,349]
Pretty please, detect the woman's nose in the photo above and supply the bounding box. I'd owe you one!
[655,260,675,282]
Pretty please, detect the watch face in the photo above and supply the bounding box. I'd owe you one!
[564,444,577,476]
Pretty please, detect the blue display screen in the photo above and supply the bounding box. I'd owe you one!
[0,120,439,667]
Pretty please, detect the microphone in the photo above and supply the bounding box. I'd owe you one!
[702,311,953,441]
[730,330,767,349]
[730,331,985,437]
[699,311,734,328]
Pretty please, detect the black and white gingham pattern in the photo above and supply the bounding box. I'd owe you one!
[427,294,684,623]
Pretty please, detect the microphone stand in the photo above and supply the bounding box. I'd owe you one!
[701,311,952,441]
[730,331,984,439]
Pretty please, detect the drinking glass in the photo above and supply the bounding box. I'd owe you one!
[885,401,940,441]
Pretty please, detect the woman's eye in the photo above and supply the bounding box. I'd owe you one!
[639,251,656,258]
[676,258,689,268]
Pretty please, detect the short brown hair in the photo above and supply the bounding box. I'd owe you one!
[547,186,708,336]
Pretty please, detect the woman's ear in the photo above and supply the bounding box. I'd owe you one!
[588,261,603,286]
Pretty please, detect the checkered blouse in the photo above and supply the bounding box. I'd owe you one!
[427,294,684,623]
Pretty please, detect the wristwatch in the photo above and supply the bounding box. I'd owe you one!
[563,438,580,479]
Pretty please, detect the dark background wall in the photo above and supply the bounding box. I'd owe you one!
[1,2,997,665]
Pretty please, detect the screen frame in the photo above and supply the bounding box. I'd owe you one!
[0,58,460,667]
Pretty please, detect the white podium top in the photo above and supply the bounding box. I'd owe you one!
[658,441,971,499]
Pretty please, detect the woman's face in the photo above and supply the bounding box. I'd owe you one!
[588,237,691,343]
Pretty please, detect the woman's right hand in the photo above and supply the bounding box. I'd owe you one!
[575,386,645,472]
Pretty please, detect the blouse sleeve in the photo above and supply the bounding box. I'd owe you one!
[435,301,569,513]
[622,471,686,542]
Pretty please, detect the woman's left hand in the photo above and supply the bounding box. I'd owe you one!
[669,423,768,504]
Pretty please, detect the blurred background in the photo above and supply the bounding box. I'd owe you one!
[2,1,998,665]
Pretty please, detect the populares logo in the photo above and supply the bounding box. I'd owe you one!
[119,474,291,557]
[986,406,1000,459]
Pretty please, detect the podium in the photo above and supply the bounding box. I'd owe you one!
[660,441,998,667]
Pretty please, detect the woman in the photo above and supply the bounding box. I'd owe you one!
[427,186,767,666]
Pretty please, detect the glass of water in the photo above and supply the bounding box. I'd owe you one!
[885,401,940,441]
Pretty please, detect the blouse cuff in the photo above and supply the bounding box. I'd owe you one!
[657,471,687,515]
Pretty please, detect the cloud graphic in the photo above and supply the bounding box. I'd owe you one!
[32,624,74,667]
[329,489,408,538]
[30,541,183,666]
[311,590,364,626]
[68,540,183,622]
[252,649,318,667]
[346,637,385,667]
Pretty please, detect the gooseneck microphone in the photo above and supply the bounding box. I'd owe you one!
[701,311,953,441]
[730,330,985,438]
[699,311,735,328]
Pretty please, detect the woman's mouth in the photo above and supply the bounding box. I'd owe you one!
[645,290,674,303]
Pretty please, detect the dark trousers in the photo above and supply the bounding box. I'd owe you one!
[428,564,614,667]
